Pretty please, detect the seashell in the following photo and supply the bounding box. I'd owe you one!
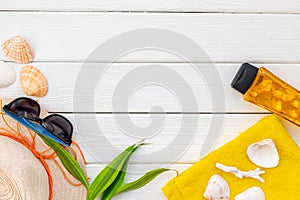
[0,61,16,88]
[203,174,230,200]
[247,138,279,168]
[235,186,265,200]
[20,65,48,97]
[2,36,34,64]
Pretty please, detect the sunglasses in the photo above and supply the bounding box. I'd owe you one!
[2,97,73,146]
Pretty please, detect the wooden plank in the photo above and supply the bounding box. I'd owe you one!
[86,163,189,200]
[65,113,300,164]
[0,13,299,63]
[1,63,300,113]
[2,0,300,13]
[83,111,300,199]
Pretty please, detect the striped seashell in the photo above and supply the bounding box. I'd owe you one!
[204,174,230,200]
[20,65,48,97]
[2,36,34,64]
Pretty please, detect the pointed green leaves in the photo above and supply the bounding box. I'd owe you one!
[40,134,177,200]
[100,158,129,200]
[39,134,89,189]
[88,142,144,200]
[115,168,174,195]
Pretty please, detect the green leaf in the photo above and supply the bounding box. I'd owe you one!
[88,142,144,200]
[39,134,89,189]
[100,157,129,200]
[115,168,174,195]
[101,142,148,200]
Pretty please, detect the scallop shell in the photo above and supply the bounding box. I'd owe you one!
[235,186,265,200]
[20,65,48,97]
[203,174,230,200]
[247,139,279,168]
[2,36,34,64]
[0,61,16,88]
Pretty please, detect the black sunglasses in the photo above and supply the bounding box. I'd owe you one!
[2,97,73,146]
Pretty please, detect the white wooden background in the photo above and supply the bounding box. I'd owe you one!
[1,1,300,199]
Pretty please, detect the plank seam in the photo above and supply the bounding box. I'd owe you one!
[50,112,271,114]
[6,61,300,64]
[1,10,300,14]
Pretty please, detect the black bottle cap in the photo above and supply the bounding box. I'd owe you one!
[231,63,258,94]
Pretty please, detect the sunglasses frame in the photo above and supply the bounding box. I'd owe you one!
[2,97,73,146]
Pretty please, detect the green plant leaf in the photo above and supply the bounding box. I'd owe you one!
[101,142,149,200]
[100,157,129,200]
[39,134,89,189]
[88,141,144,200]
[115,168,174,195]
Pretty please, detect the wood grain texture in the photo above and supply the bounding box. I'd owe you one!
[66,113,300,164]
[1,63,299,113]
[86,163,188,200]
[0,13,299,63]
[1,2,299,200]
[83,111,300,198]
[2,0,300,13]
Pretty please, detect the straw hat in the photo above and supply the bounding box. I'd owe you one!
[0,97,87,200]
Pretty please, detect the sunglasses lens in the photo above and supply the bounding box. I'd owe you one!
[43,115,73,143]
[8,98,40,120]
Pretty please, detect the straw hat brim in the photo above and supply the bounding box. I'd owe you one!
[0,136,49,199]
[0,97,87,200]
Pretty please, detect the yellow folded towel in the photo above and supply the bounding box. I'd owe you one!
[162,115,300,200]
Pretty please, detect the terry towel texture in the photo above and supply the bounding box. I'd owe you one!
[162,115,300,200]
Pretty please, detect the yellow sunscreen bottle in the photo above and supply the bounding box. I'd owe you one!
[232,63,300,126]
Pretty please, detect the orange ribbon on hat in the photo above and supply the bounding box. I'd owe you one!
[0,99,87,200]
